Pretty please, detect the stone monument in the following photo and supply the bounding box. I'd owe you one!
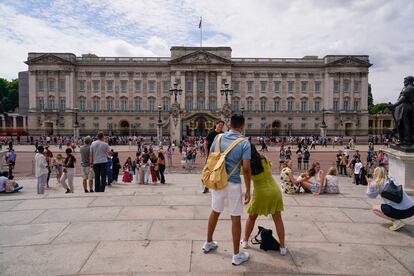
[384,76,414,194]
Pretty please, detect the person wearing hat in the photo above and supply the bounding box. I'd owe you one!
[35,146,48,194]
[89,132,111,192]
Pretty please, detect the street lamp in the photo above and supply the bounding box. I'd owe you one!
[320,108,327,138]
[220,82,233,104]
[169,82,182,103]
[73,108,79,140]
[240,105,245,116]
[157,105,162,146]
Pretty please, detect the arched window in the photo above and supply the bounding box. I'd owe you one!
[186,98,193,111]
[301,99,307,112]
[232,99,239,112]
[107,99,113,111]
[162,98,170,111]
[273,100,280,112]
[287,99,293,112]
[93,98,100,111]
[260,98,267,112]
[121,98,128,111]
[148,98,155,111]
[247,99,253,112]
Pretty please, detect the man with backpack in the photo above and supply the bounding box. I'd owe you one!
[202,114,252,266]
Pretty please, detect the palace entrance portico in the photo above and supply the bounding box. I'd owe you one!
[181,112,218,137]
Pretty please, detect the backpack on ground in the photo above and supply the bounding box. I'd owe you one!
[201,134,246,190]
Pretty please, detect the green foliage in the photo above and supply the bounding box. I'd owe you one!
[0,78,18,112]
[368,103,388,114]
[368,83,373,107]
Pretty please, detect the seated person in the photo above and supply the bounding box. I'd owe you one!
[280,160,310,194]
[323,167,340,194]
[0,171,23,193]
[300,162,325,195]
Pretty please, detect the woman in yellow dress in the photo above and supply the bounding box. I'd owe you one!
[241,145,287,255]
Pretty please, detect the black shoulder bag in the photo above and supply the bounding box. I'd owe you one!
[251,226,280,251]
[381,179,403,203]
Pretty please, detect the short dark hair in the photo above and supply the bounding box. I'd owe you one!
[216,120,225,125]
[97,132,104,139]
[230,114,245,129]
[37,146,44,153]
[66,148,72,154]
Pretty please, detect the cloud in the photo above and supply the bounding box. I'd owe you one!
[0,0,413,104]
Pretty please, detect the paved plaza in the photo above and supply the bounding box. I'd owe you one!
[0,172,413,275]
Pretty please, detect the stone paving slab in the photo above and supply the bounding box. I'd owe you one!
[191,241,299,274]
[0,209,44,225]
[0,222,68,246]
[117,205,195,220]
[90,195,163,207]
[54,220,152,243]
[294,196,371,208]
[0,242,97,276]
[0,199,23,210]
[32,207,122,223]
[282,206,352,222]
[289,242,412,275]
[80,241,192,274]
[13,197,95,210]
[384,246,414,273]
[161,194,211,206]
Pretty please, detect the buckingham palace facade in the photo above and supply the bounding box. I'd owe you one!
[20,46,371,139]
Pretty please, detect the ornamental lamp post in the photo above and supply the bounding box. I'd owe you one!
[73,108,79,140]
[157,105,162,147]
[320,108,327,137]
[240,105,245,116]
[169,82,182,104]
[220,82,233,104]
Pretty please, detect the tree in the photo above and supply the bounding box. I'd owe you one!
[368,103,388,114]
[0,78,19,112]
[368,83,373,107]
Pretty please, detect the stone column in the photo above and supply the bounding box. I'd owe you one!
[180,73,185,108]
[204,72,209,111]
[12,116,17,130]
[217,74,222,109]
[193,72,197,109]
[28,71,37,110]
[23,116,27,131]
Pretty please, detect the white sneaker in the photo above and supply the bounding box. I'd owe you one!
[240,240,249,249]
[202,241,218,253]
[280,246,288,256]
[232,251,249,265]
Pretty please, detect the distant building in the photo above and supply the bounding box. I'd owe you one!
[20,46,372,138]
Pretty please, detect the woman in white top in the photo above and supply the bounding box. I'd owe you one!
[367,166,414,231]
[300,162,325,195]
[353,158,363,185]
[35,146,49,194]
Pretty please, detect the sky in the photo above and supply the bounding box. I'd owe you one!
[0,0,413,103]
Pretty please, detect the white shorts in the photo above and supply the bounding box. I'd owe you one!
[82,167,94,180]
[211,182,243,216]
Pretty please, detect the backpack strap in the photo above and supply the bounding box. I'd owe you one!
[214,134,223,153]
[222,137,247,179]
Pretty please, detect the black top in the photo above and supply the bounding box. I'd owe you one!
[205,130,222,155]
[64,155,76,168]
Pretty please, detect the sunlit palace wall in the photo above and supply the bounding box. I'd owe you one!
[19,46,371,137]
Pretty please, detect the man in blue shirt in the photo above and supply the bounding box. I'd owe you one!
[202,114,252,266]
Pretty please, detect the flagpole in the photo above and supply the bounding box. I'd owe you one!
[200,16,202,47]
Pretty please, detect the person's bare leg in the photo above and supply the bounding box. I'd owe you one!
[272,212,285,248]
[207,210,220,242]
[243,214,258,241]
[231,215,241,255]
[372,205,394,221]
[82,179,87,191]
[89,179,94,191]
[300,180,313,193]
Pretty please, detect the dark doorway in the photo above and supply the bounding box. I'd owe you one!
[119,120,130,136]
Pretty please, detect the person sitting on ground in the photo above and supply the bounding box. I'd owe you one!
[280,160,308,194]
[322,167,340,194]
[0,171,22,193]
[300,162,325,195]
[366,166,414,231]
[241,144,287,255]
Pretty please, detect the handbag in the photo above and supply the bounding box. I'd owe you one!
[381,179,403,203]
[251,226,280,251]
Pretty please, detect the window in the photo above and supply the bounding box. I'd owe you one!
[48,98,55,110]
[39,97,44,111]
[197,80,204,92]
[314,100,320,112]
[197,98,204,109]
[79,99,85,111]
[209,81,217,92]
[186,81,193,92]
[121,80,128,93]
[353,100,359,111]
[49,79,55,92]
[59,98,66,111]
[148,80,156,92]
[135,80,141,93]
[106,80,113,92]
[343,99,349,111]
[260,99,267,112]
[247,81,254,93]
[93,99,100,111]
[93,80,100,92]
[148,98,155,111]
[333,100,339,112]
[79,81,85,92]
[232,81,239,92]
[162,98,169,111]
[334,81,339,93]
[163,81,169,93]
[247,99,253,111]
[231,99,239,112]
[107,99,113,111]
[59,79,65,92]
[288,82,294,92]
[37,79,44,91]
[287,100,293,112]
[93,122,99,129]
[186,98,193,111]
[260,81,267,92]
[274,81,280,92]
[315,82,321,93]
[354,81,360,92]
[247,123,253,129]
[209,98,216,111]
[121,99,128,111]
[301,99,307,112]
[301,82,307,92]
[135,99,141,111]
[344,80,350,93]
[274,100,280,112]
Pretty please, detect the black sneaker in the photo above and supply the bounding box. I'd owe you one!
[84,189,89,193]
[89,190,94,193]
[202,187,209,194]
[65,189,71,194]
